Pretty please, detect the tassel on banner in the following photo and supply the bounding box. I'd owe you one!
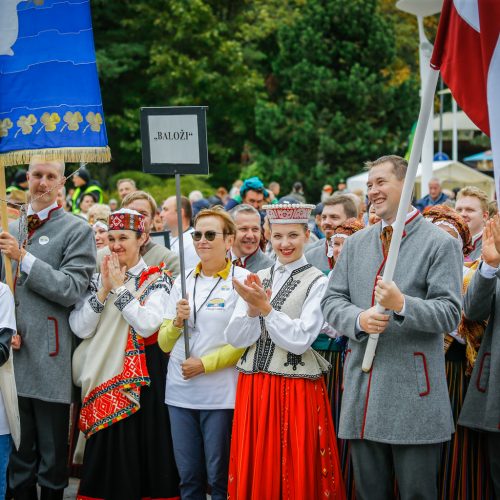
[0,147,111,167]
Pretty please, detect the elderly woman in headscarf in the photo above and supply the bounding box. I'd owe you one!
[423,204,492,500]
[70,209,179,500]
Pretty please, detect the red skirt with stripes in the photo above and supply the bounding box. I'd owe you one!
[227,372,346,500]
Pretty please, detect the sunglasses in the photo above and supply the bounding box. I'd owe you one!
[191,230,225,242]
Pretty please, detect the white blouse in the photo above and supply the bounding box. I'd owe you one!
[224,256,328,355]
[69,258,171,339]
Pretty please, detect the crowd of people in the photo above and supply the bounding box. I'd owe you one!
[0,154,498,500]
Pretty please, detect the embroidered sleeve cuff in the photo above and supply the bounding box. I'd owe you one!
[114,289,134,311]
[20,252,36,275]
[88,294,105,314]
[479,261,499,279]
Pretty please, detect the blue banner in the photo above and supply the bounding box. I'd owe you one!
[0,0,110,166]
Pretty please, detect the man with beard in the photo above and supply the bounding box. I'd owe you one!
[229,205,273,272]
[305,195,358,274]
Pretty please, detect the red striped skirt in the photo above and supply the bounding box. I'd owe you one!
[228,372,346,500]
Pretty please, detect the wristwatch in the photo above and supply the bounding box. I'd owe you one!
[113,285,127,295]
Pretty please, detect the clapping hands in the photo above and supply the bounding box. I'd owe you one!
[233,273,272,317]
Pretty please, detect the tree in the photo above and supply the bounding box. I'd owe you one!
[250,0,420,198]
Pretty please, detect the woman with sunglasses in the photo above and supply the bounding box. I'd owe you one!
[159,206,250,500]
[70,209,179,500]
[225,203,346,499]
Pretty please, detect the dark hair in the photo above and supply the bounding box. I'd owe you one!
[322,194,358,219]
[179,196,192,222]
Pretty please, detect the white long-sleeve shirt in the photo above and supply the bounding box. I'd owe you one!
[224,256,328,355]
[69,259,170,339]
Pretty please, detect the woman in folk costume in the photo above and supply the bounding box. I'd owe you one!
[423,204,494,499]
[158,206,250,500]
[70,209,179,500]
[313,217,364,500]
[225,203,346,500]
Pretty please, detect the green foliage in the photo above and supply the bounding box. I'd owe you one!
[251,0,419,197]
[91,0,421,197]
[105,170,213,204]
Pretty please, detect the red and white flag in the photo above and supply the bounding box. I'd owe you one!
[431,0,500,202]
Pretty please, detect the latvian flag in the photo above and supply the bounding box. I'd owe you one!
[431,0,500,203]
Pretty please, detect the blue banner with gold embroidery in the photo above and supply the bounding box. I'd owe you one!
[0,0,110,166]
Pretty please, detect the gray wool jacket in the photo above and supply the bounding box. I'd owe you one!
[321,214,463,444]
[458,266,500,433]
[244,248,273,273]
[8,209,96,404]
[305,239,330,274]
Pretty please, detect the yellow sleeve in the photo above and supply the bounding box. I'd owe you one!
[200,345,246,373]
[158,319,182,353]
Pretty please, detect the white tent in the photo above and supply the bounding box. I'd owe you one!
[347,161,495,199]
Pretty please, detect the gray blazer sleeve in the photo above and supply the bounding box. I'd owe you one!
[463,264,498,322]
[163,250,180,279]
[24,225,96,307]
[321,238,366,342]
[394,236,462,334]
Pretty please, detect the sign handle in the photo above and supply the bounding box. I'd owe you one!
[0,166,14,292]
[175,174,190,359]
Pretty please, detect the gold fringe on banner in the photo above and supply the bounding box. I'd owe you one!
[0,147,111,167]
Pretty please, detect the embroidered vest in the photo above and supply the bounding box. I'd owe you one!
[237,264,331,379]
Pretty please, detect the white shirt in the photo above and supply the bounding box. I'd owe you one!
[0,283,16,435]
[21,202,60,275]
[224,256,328,355]
[170,227,199,271]
[69,259,170,339]
[165,264,250,410]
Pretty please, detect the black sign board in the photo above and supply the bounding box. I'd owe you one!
[140,106,209,175]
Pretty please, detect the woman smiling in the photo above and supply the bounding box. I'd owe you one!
[159,206,250,500]
[70,209,179,500]
[225,203,345,499]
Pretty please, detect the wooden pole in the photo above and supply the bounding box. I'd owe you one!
[0,166,14,292]
[361,68,440,372]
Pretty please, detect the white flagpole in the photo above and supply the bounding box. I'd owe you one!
[362,67,440,373]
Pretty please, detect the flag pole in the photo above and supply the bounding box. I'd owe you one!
[362,67,440,372]
[175,173,190,359]
[0,166,14,292]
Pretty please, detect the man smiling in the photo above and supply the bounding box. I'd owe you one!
[321,155,462,500]
[229,205,272,272]
[305,195,358,273]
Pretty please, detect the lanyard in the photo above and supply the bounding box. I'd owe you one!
[192,265,235,326]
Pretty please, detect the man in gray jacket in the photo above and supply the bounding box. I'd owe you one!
[458,216,500,496]
[321,155,462,500]
[305,195,357,273]
[0,157,96,499]
[229,204,273,272]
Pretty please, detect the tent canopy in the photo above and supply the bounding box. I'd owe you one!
[347,161,494,199]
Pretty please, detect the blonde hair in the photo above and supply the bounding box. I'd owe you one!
[87,203,111,225]
[28,156,65,176]
[121,190,157,216]
[194,206,236,236]
[456,186,489,213]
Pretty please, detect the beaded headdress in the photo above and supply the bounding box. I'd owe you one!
[108,208,145,233]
